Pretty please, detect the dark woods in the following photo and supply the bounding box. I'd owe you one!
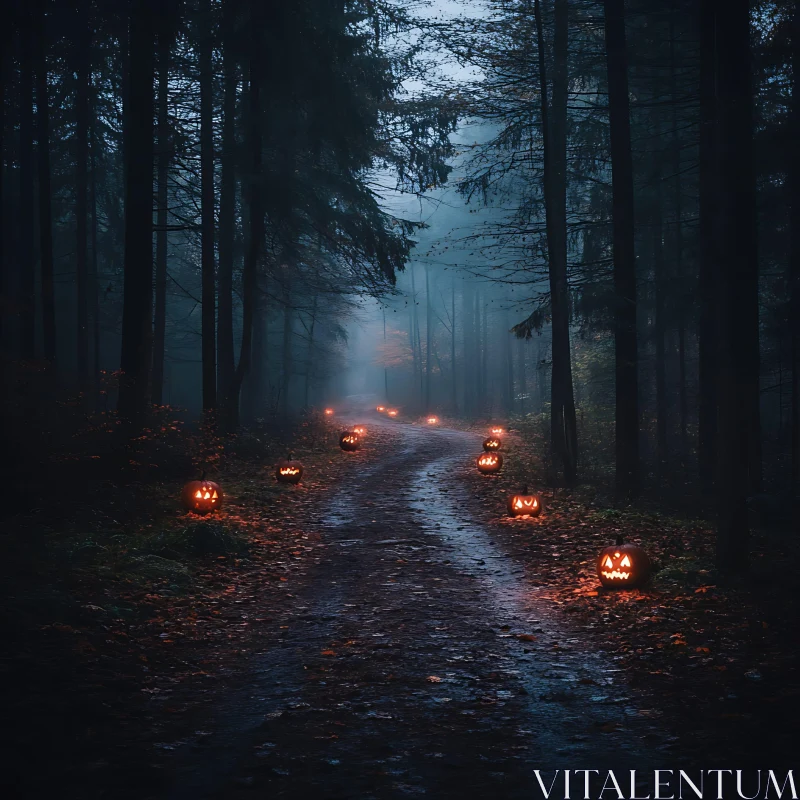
[0,0,795,573]
[0,2,455,479]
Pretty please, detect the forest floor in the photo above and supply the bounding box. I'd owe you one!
[1,404,798,799]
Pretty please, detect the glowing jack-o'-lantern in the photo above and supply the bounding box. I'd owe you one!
[490,426,505,436]
[506,486,542,518]
[352,425,367,436]
[275,454,304,484]
[324,408,334,416]
[339,431,361,451]
[596,536,651,589]
[181,477,223,514]
[476,452,503,474]
[483,437,502,452]
[427,416,439,425]
[376,405,386,413]
[387,409,398,418]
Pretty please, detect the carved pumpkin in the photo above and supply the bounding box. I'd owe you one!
[597,536,651,589]
[376,405,386,413]
[483,437,502,452]
[275,454,303,484]
[476,452,503,474]
[339,431,361,451]
[324,408,334,416]
[387,409,398,418]
[352,425,367,436]
[427,416,439,425]
[181,477,223,514]
[490,426,505,436]
[506,486,542,518]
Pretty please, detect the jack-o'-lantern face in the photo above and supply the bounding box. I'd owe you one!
[324,408,334,416]
[490,426,504,436]
[181,479,223,514]
[275,456,304,484]
[596,539,650,589]
[339,431,361,451]
[427,416,439,425]
[483,437,502,452]
[387,409,398,418]
[507,491,542,518]
[476,452,503,474]
[352,425,366,436]
[376,405,386,413]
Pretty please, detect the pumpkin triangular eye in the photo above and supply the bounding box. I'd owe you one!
[514,499,523,508]
[620,555,631,568]
[603,556,614,569]
[532,499,538,507]
[212,491,218,499]
[195,490,202,498]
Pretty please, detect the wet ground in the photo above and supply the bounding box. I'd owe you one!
[158,420,674,800]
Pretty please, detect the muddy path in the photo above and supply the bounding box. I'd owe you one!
[160,420,670,800]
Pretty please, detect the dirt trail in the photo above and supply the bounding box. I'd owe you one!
[162,420,666,799]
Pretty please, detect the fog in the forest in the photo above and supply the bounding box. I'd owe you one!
[340,118,549,415]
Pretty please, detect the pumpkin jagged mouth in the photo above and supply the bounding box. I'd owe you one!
[279,468,300,475]
[601,570,631,581]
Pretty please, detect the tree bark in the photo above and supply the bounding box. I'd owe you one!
[792,0,800,524]
[217,0,237,412]
[305,295,318,408]
[152,26,171,406]
[425,263,432,411]
[19,9,36,361]
[199,0,216,415]
[451,278,457,414]
[714,0,755,572]
[653,162,667,477]
[75,6,91,386]
[603,0,639,499]
[534,0,577,485]
[698,0,718,492]
[36,0,56,366]
[118,1,156,422]
[228,4,263,428]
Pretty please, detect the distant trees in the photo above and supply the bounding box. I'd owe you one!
[0,0,454,427]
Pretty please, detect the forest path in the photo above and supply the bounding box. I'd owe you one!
[164,418,661,800]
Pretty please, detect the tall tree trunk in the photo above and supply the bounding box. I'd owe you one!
[89,88,100,389]
[425,263,432,411]
[118,1,156,422]
[792,0,800,524]
[228,5,262,428]
[481,295,489,413]
[603,0,639,499]
[505,309,514,415]
[75,9,91,386]
[451,278,457,414]
[698,0,718,492]
[0,14,7,354]
[654,163,668,477]
[383,305,389,402]
[152,27,170,406]
[670,9,688,457]
[281,276,292,417]
[199,0,216,415]
[518,337,527,414]
[217,0,237,412]
[715,0,755,572]
[462,282,472,416]
[534,0,577,484]
[305,295,317,408]
[36,0,56,366]
[19,10,36,361]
